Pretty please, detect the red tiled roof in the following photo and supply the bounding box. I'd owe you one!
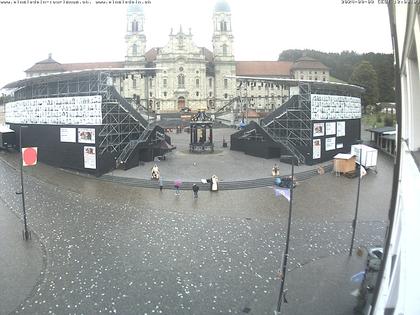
[25,63,65,73]
[26,60,124,73]
[62,62,124,71]
[236,61,293,77]
[291,57,329,70]
[246,110,260,118]
[25,55,65,73]
[145,48,159,62]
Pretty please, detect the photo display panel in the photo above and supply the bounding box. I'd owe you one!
[5,95,102,125]
[311,94,361,120]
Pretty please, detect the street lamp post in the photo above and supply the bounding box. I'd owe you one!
[18,125,30,241]
[275,155,296,314]
[349,141,363,255]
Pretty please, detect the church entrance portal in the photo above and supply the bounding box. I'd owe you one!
[178,96,186,110]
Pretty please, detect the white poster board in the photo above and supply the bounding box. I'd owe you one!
[313,123,324,137]
[325,122,336,135]
[60,128,76,143]
[83,146,96,169]
[5,95,102,125]
[311,94,361,120]
[313,139,321,159]
[325,137,336,151]
[337,121,346,137]
[336,143,344,149]
[78,128,95,144]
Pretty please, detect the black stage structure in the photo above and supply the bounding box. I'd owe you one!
[189,110,214,153]
[3,69,171,175]
[229,77,364,165]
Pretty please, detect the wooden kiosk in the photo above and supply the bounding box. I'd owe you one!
[333,153,356,175]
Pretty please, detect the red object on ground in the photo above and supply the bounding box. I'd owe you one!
[22,147,38,166]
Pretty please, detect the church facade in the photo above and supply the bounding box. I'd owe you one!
[118,1,236,112]
[24,1,330,113]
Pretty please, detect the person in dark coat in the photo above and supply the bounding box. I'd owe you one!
[192,184,199,198]
[159,177,164,191]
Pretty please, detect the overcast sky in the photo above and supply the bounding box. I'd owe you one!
[0,0,392,89]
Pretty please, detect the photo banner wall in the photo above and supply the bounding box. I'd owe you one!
[5,95,102,125]
[311,94,361,120]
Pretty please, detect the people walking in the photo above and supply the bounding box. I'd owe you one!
[151,164,160,180]
[159,177,163,191]
[192,184,199,198]
[272,164,280,176]
[174,179,182,196]
[210,175,219,192]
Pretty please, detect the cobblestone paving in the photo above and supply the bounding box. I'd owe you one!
[0,150,392,314]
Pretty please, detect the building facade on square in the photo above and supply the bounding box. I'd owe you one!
[24,1,330,113]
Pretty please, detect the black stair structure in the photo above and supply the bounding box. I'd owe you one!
[215,96,240,113]
[259,82,312,165]
[99,86,168,171]
[115,125,167,170]
[3,69,170,175]
[231,82,311,165]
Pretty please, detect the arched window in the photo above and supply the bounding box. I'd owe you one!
[132,44,137,56]
[178,74,185,88]
[196,78,200,88]
[222,44,227,56]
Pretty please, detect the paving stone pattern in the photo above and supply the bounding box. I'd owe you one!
[0,148,393,314]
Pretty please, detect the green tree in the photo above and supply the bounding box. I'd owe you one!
[278,49,394,103]
[349,61,379,112]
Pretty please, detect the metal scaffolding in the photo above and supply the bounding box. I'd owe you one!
[233,76,364,165]
[12,71,110,101]
[5,70,161,169]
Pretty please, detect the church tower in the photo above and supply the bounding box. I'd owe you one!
[125,4,146,65]
[212,0,236,109]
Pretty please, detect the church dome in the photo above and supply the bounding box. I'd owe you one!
[214,0,231,12]
[127,4,144,14]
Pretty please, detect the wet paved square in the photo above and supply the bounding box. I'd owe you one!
[0,138,393,314]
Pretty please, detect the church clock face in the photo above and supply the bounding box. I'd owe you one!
[179,67,184,72]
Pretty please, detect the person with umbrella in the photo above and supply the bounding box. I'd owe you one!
[174,179,182,196]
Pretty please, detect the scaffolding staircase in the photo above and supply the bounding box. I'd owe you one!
[215,96,240,113]
[98,90,146,157]
[98,86,156,170]
[259,83,312,165]
[115,125,154,169]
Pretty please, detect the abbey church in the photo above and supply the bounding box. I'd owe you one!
[25,1,330,113]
